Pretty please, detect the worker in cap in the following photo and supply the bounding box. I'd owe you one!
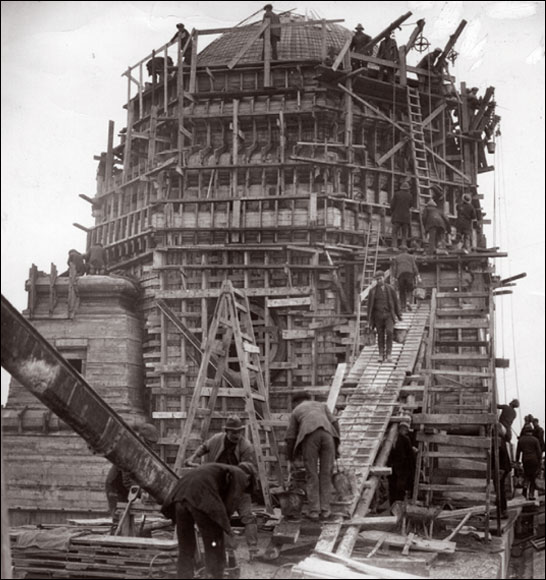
[184,414,260,558]
[455,191,477,253]
[390,180,413,249]
[262,4,281,60]
[387,420,416,504]
[367,269,401,363]
[285,390,340,521]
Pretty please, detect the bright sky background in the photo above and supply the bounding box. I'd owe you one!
[2,1,544,430]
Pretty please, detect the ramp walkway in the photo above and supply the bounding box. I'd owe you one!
[316,303,430,556]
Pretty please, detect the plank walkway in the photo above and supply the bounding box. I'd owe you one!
[316,303,430,554]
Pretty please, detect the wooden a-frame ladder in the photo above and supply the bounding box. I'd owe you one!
[173,279,283,512]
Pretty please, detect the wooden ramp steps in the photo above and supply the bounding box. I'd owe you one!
[315,303,430,555]
[412,290,496,523]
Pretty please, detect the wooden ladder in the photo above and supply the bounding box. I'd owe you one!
[407,87,432,226]
[351,223,380,361]
[412,289,496,537]
[173,279,283,512]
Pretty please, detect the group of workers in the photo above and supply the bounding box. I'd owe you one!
[495,399,544,515]
[67,243,106,276]
[391,180,481,256]
[108,399,542,577]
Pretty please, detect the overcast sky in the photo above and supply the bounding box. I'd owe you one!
[1,1,544,428]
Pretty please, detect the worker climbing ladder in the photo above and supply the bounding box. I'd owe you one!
[173,279,283,512]
[407,87,433,220]
[351,223,381,361]
[412,289,497,537]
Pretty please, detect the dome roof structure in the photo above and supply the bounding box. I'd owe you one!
[197,13,351,67]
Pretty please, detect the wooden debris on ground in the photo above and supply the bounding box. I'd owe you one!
[293,549,428,579]
[358,530,456,554]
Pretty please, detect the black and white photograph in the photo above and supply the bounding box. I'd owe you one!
[1,2,544,578]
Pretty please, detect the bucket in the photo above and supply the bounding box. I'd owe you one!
[273,489,305,519]
[486,141,496,154]
[332,468,352,497]
[393,326,408,343]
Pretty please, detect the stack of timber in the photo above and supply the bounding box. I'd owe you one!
[65,535,177,579]
[10,531,178,579]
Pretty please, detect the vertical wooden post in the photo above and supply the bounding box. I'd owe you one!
[278,110,285,164]
[122,101,134,181]
[189,32,198,93]
[264,25,271,87]
[232,98,239,198]
[163,47,169,112]
[27,264,38,318]
[158,252,168,463]
[138,63,143,120]
[148,105,158,164]
[1,446,13,580]
[321,20,327,63]
[399,45,407,87]
[105,120,114,192]
[177,36,186,169]
[49,263,57,315]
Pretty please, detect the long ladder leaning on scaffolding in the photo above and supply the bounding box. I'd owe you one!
[412,288,498,539]
[351,222,380,362]
[407,87,433,238]
[172,279,283,512]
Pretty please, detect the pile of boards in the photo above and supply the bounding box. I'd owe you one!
[10,527,178,579]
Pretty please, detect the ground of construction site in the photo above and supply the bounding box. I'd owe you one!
[1,2,544,579]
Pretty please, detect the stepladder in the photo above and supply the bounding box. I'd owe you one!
[173,279,283,512]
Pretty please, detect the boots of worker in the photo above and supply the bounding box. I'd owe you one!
[245,523,259,560]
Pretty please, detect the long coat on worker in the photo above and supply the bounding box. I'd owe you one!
[390,186,413,225]
[367,282,401,329]
[161,463,251,579]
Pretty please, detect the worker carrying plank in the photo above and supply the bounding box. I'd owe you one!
[162,463,255,579]
[285,390,340,521]
[184,415,260,559]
